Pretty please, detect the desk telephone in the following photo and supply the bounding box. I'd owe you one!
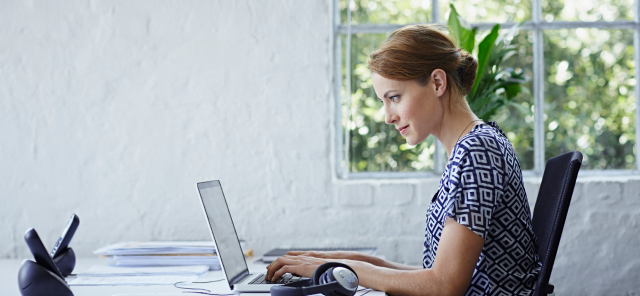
[18,214,79,296]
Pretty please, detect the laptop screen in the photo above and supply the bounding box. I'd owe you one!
[197,180,248,285]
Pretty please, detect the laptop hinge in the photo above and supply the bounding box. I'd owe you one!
[230,270,251,286]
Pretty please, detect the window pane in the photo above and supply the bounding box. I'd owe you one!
[544,29,636,169]
[439,0,531,24]
[339,0,431,25]
[342,33,436,173]
[541,0,634,22]
[492,29,535,170]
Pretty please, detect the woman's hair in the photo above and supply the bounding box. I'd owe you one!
[368,24,478,106]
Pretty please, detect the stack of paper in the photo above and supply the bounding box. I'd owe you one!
[94,241,222,270]
[94,241,218,255]
[68,265,208,286]
[79,265,210,276]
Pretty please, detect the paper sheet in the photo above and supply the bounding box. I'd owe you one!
[111,294,192,296]
[79,265,209,276]
[67,275,197,286]
[94,241,217,256]
[106,256,220,269]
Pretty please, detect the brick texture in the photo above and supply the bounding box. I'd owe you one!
[1,1,639,295]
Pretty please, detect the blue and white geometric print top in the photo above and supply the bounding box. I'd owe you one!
[423,121,542,296]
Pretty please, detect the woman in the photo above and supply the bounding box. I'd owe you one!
[266,24,541,296]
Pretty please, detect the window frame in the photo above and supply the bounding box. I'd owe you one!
[332,0,640,179]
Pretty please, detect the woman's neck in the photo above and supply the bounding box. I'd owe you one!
[434,104,481,159]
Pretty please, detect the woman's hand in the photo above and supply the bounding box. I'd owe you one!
[282,250,361,260]
[265,254,338,281]
[275,250,420,271]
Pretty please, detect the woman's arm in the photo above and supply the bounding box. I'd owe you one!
[266,217,484,296]
[279,250,421,270]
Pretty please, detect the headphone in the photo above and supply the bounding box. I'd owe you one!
[270,262,359,296]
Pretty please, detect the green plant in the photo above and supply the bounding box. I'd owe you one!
[448,4,531,120]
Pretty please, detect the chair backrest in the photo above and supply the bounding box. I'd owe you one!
[531,151,582,296]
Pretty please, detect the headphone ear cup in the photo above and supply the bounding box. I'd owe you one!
[312,263,358,296]
[312,262,340,285]
[320,268,336,284]
[318,269,339,296]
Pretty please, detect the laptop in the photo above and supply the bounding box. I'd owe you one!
[196,180,303,292]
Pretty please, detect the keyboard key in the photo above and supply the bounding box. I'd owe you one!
[248,273,300,285]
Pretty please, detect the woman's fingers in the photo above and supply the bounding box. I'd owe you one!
[265,255,327,281]
[266,256,294,281]
[265,257,283,280]
[267,257,295,281]
[284,251,336,258]
[267,251,351,280]
[285,251,306,256]
[269,264,288,281]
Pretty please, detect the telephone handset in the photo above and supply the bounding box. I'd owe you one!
[50,214,79,259]
[24,228,65,279]
[49,213,79,276]
[18,228,74,296]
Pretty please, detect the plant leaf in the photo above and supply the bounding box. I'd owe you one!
[447,4,475,53]
[504,84,522,99]
[464,27,477,54]
[447,4,465,42]
[507,101,531,116]
[469,24,500,98]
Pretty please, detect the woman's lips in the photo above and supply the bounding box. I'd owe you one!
[398,125,409,135]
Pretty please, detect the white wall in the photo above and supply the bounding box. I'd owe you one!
[1,1,639,295]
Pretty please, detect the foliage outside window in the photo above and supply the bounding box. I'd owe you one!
[336,0,638,177]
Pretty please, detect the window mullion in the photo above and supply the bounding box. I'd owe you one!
[635,0,640,171]
[332,0,340,178]
[333,0,345,178]
[433,0,445,174]
[532,0,545,175]
[343,0,353,178]
[337,21,637,35]
[431,0,439,23]
[334,39,343,178]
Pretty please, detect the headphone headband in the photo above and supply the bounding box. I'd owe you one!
[302,282,344,296]
[270,262,358,296]
[312,262,356,284]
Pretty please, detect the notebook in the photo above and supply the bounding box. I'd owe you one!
[196,180,303,292]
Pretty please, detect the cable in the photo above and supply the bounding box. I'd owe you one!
[173,279,232,295]
[181,292,236,296]
[193,279,226,284]
[355,288,372,296]
[175,279,372,296]
[173,281,209,293]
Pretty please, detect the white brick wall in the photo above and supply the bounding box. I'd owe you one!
[1,1,639,295]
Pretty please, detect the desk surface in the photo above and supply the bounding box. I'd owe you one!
[1,258,386,296]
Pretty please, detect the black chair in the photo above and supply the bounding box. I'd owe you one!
[531,151,582,296]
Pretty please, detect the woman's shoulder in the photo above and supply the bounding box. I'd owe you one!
[456,121,508,152]
[449,121,512,168]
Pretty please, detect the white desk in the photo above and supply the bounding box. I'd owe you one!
[2,258,385,296]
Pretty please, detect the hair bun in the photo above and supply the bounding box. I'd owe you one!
[367,24,479,100]
[457,52,478,96]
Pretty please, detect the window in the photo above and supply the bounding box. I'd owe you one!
[332,0,640,178]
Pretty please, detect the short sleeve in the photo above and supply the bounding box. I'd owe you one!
[443,137,505,240]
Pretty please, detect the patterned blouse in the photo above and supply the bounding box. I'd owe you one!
[423,121,541,296]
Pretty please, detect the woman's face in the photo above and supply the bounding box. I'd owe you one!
[371,71,446,146]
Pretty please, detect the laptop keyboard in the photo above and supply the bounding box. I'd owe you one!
[249,273,302,285]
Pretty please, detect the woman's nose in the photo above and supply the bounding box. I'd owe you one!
[385,107,397,124]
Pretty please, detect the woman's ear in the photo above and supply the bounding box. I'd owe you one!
[431,69,447,97]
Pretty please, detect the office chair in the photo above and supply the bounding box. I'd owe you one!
[531,151,582,296]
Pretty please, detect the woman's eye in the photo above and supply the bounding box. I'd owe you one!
[390,95,399,102]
